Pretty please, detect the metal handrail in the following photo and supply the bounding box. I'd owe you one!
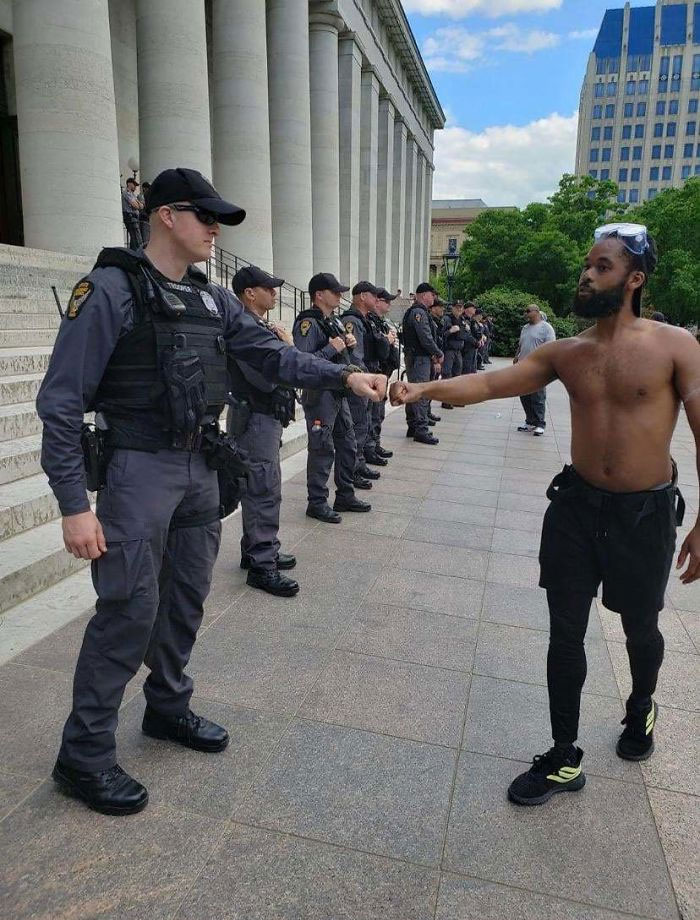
[206,245,309,320]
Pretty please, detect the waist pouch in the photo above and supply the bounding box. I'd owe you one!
[161,347,207,434]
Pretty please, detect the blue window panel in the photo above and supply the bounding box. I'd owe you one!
[687,121,697,135]
[692,54,700,90]
[648,188,658,200]
[650,166,660,180]
[606,81,618,96]
[618,168,628,182]
[626,80,636,95]
[637,102,647,116]
[657,100,666,115]
[661,4,688,46]
[595,82,605,98]
[682,164,692,178]
[654,122,664,137]
[618,190,626,203]
[593,105,603,119]
[629,189,640,204]
[670,99,679,114]
[665,144,675,158]
[624,102,634,117]
[697,143,700,155]
[622,124,632,139]
[651,145,661,159]
[631,167,641,181]
[606,104,616,118]
[604,125,614,140]
[635,124,645,138]
[695,165,700,174]
[689,99,699,113]
[590,148,599,162]
[632,146,642,161]
[685,142,695,156]
[600,169,610,180]
[621,146,630,160]
[638,79,649,95]
[667,122,677,136]
[602,148,612,162]
[589,170,598,179]
[629,5,656,56]
[695,3,700,43]
[594,8,624,59]
[592,127,601,141]
[660,56,671,76]
[663,165,673,180]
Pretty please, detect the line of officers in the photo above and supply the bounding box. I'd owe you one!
[228,266,401,599]
[401,288,494,443]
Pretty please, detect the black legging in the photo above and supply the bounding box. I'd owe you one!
[546,589,665,744]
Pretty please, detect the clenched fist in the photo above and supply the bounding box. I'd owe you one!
[347,372,388,402]
[389,380,423,405]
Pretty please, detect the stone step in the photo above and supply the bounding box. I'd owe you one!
[0,472,60,538]
[0,401,41,442]
[0,433,43,485]
[0,329,57,348]
[0,516,88,615]
[0,312,61,330]
[0,347,52,377]
[0,292,70,314]
[0,373,43,406]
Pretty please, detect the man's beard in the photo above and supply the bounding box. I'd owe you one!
[573,283,625,318]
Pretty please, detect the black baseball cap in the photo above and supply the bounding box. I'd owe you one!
[145,167,246,225]
[352,281,379,296]
[309,272,350,296]
[232,265,284,295]
[376,288,397,302]
[415,282,437,294]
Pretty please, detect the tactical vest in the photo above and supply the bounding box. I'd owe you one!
[91,247,229,450]
[401,302,432,355]
[294,307,348,365]
[340,306,374,368]
[228,314,295,422]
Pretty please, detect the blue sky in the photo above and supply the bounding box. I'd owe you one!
[403,0,655,205]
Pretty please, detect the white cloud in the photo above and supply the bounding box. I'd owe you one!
[423,23,559,72]
[568,28,599,40]
[432,111,579,207]
[403,0,562,19]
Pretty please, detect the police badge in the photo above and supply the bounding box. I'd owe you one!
[201,291,219,316]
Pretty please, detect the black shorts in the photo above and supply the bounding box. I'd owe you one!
[539,465,685,613]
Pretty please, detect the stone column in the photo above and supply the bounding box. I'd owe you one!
[390,117,407,293]
[12,0,122,254]
[109,0,139,180]
[267,0,313,287]
[309,9,343,275]
[212,0,273,269]
[403,136,418,292]
[413,151,425,285]
[136,0,211,181]
[375,94,395,289]
[424,160,434,279]
[358,66,379,282]
[338,33,362,285]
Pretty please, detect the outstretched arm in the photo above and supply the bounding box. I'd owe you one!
[673,331,700,583]
[391,342,559,406]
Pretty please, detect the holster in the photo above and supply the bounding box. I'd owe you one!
[227,396,253,438]
[200,421,249,519]
[80,423,109,492]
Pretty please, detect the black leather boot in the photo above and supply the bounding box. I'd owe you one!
[306,503,342,523]
[142,706,230,752]
[241,552,296,570]
[52,759,149,816]
[246,568,300,597]
[334,496,371,512]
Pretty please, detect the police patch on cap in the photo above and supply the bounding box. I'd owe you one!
[67,279,93,319]
[201,291,219,316]
[300,319,311,336]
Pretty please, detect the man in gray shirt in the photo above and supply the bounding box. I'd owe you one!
[514,304,556,435]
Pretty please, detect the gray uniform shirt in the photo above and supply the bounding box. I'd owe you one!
[517,320,556,359]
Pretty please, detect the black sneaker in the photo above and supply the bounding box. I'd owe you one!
[617,699,658,761]
[375,445,393,458]
[508,746,585,806]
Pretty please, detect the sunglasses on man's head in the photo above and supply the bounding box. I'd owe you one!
[168,203,219,226]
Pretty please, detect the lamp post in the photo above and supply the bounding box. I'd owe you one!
[442,250,460,304]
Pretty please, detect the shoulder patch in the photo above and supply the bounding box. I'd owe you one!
[345,321,354,334]
[300,319,311,336]
[67,279,94,319]
[414,312,421,322]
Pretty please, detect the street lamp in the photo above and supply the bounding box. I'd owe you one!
[442,250,460,304]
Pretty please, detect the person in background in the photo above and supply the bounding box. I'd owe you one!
[441,301,466,408]
[462,302,480,374]
[514,304,556,436]
[138,181,151,246]
[365,288,399,465]
[121,177,142,251]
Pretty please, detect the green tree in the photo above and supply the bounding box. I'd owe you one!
[513,228,582,315]
[547,174,623,246]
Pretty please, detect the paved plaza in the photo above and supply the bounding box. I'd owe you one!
[1,360,698,920]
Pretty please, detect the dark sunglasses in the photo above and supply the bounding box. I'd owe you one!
[168,204,219,226]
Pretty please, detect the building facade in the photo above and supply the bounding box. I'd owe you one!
[0,0,444,292]
[576,0,700,205]
[429,199,515,277]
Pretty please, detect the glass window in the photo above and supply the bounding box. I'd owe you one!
[665,144,674,158]
[590,148,599,162]
[593,104,603,119]
[684,142,694,157]
[626,80,636,95]
[658,56,668,93]
[617,190,626,203]
[592,127,601,141]
[695,165,700,175]
[633,146,642,161]
[693,55,700,91]
[635,124,644,138]
[662,165,672,180]
[650,166,660,180]
[670,100,679,115]
[618,168,628,182]
[687,121,697,135]
[595,82,605,98]
[622,124,632,139]
[689,99,699,114]
[602,148,612,162]
[606,104,616,118]
[604,125,613,140]
[607,81,617,97]
[638,79,649,95]
[660,55,670,75]
[600,169,610,180]
[624,102,634,117]
[621,146,630,161]
[671,55,683,93]
[637,102,647,116]
[627,55,639,72]
[656,100,666,115]
[641,55,652,72]
[697,143,700,156]
[629,189,640,204]
[654,122,664,137]
[667,122,676,136]
[596,59,607,76]
[648,188,658,200]
[682,164,692,178]
[589,169,598,179]
[651,145,661,159]
[631,167,640,182]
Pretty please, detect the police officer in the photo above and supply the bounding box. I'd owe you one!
[227,265,298,598]
[365,288,399,462]
[340,282,387,484]
[473,309,487,370]
[401,282,443,444]
[37,168,385,815]
[462,301,480,374]
[292,273,372,522]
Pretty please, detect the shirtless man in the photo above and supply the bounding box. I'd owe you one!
[390,223,700,805]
